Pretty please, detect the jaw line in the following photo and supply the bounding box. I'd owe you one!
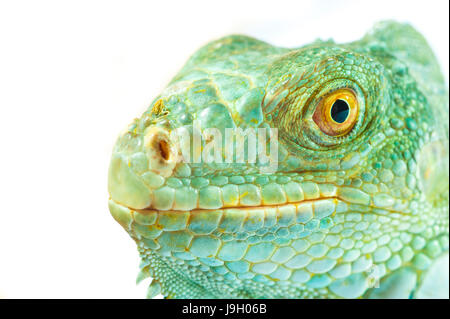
[110,195,406,217]
[133,196,339,214]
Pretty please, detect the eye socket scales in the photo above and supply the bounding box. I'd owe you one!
[262,50,386,152]
[312,88,359,137]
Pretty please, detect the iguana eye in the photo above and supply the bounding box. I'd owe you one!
[312,88,359,137]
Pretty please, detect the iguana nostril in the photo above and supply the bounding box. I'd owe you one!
[144,126,176,177]
[158,139,170,161]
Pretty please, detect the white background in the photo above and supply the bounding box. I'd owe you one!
[0,0,448,298]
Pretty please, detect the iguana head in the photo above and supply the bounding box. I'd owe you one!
[108,21,449,298]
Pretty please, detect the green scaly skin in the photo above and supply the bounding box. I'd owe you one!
[108,21,449,298]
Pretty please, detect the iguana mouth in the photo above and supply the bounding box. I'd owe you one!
[110,181,404,215]
[137,196,339,213]
[109,196,343,243]
[108,152,401,213]
[109,191,409,237]
[110,196,340,220]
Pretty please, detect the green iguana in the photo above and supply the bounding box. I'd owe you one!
[108,21,449,298]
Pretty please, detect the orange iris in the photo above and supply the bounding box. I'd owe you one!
[312,88,359,137]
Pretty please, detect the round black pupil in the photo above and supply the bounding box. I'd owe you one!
[330,99,350,123]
